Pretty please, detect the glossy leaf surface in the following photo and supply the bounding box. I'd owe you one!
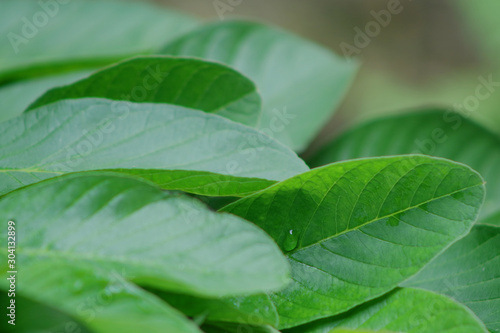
[309,111,500,225]
[223,155,485,328]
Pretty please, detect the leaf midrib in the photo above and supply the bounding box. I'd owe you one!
[287,182,483,256]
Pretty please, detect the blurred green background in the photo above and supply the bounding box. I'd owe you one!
[155,0,500,154]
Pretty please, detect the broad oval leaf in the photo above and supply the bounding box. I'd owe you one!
[0,259,202,333]
[27,56,262,127]
[402,225,500,333]
[0,98,308,196]
[0,0,197,83]
[308,110,500,226]
[285,288,488,333]
[0,173,291,297]
[0,70,91,123]
[222,155,485,328]
[161,20,357,152]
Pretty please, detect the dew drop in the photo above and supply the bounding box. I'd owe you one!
[283,229,298,252]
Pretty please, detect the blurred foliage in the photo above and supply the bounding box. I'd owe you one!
[159,0,500,154]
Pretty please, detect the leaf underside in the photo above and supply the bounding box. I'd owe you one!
[0,98,308,196]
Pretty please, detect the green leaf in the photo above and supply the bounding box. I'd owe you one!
[0,70,90,123]
[221,155,485,328]
[155,291,279,327]
[402,225,500,333]
[0,173,291,297]
[105,169,276,197]
[203,322,280,333]
[0,0,197,83]
[308,110,500,226]
[27,56,262,127]
[329,328,394,333]
[284,288,488,333]
[161,20,357,152]
[0,259,202,333]
[0,98,308,196]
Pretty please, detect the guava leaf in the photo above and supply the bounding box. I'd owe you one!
[0,173,291,297]
[403,225,500,332]
[203,322,280,333]
[0,0,197,83]
[155,291,279,327]
[27,57,261,127]
[0,259,202,333]
[96,169,274,197]
[327,330,394,333]
[284,288,487,333]
[222,155,485,328]
[0,98,308,196]
[308,110,500,226]
[162,20,357,152]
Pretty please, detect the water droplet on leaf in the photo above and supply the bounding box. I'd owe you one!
[283,229,298,251]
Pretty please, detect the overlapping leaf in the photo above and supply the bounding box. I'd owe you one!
[0,98,308,196]
[155,291,279,327]
[27,57,262,126]
[0,259,202,333]
[0,173,290,297]
[221,155,485,328]
[107,169,275,197]
[284,288,488,333]
[403,225,500,332]
[0,0,197,83]
[308,110,500,225]
[162,20,357,151]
